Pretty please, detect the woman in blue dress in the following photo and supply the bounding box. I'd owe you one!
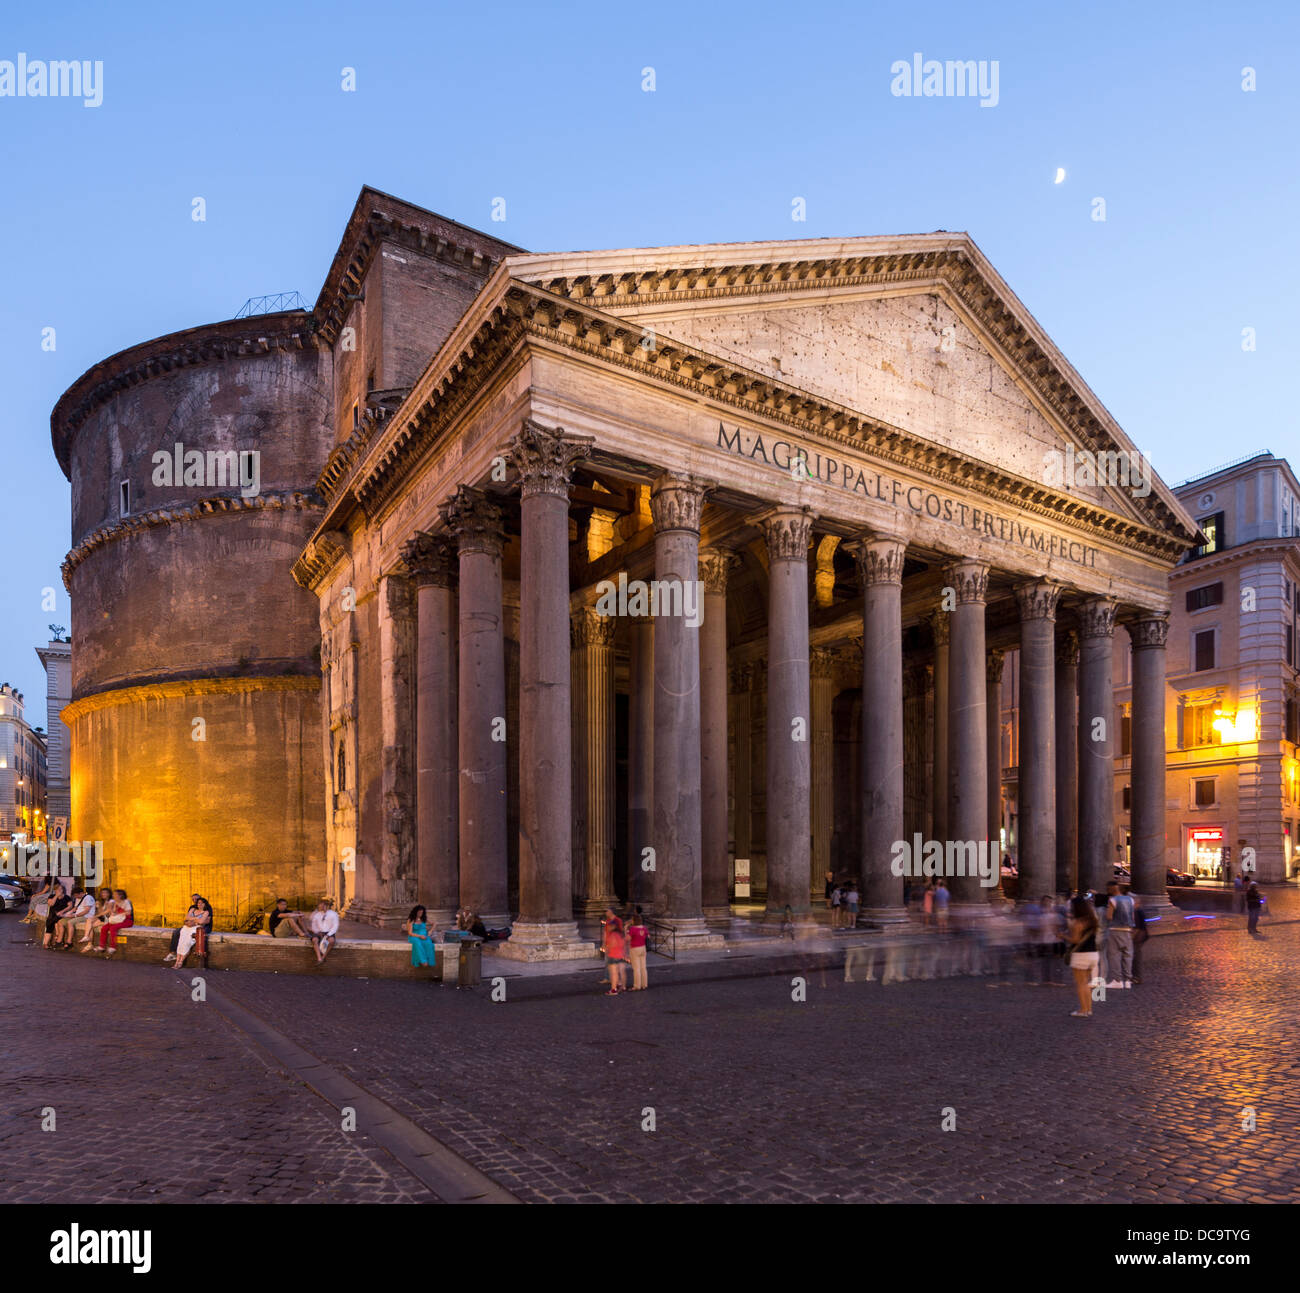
[404,905,437,968]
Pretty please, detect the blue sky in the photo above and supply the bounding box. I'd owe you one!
[2,0,1296,707]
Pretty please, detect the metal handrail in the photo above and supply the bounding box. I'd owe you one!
[646,918,676,960]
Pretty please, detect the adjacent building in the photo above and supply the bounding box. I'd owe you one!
[36,636,72,831]
[0,682,48,841]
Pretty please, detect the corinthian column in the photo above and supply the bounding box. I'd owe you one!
[930,612,950,845]
[503,421,594,957]
[698,548,736,921]
[986,649,1005,863]
[1055,630,1080,893]
[760,506,816,929]
[441,486,509,925]
[946,560,990,905]
[571,605,617,918]
[1015,580,1060,903]
[848,534,907,919]
[1077,597,1117,893]
[628,617,654,907]
[650,474,718,946]
[374,571,417,925]
[402,531,458,926]
[1128,613,1172,911]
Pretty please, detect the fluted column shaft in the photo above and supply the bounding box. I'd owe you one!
[572,607,617,917]
[986,650,1004,863]
[946,560,989,904]
[1016,581,1060,903]
[810,649,836,900]
[1130,614,1170,904]
[628,619,654,906]
[1077,598,1117,893]
[699,550,734,916]
[441,487,508,923]
[930,613,950,845]
[650,475,707,932]
[1055,632,1080,894]
[851,535,907,915]
[762,506,815,921]
[404,533,459,924]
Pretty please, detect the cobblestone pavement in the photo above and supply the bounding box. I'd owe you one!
[3,900,1297,1204]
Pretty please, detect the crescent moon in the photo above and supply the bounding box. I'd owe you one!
[1054,167,1066,184]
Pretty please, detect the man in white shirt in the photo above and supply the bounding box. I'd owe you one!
[310,898,340,964]
[55,887,95,946]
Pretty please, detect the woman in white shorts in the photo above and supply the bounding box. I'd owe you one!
[1066,896,1100,1018]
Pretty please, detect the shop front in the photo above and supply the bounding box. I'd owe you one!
[1187,825,1226,880]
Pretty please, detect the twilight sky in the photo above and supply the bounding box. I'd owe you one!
[2,0,1296,708]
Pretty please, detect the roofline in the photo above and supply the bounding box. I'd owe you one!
[1173,451,1300,498]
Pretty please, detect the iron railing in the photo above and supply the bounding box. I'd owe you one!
[646,918,676,960]
[234,291,307,319]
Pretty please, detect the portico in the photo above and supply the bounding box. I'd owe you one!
[294,231,1199,954]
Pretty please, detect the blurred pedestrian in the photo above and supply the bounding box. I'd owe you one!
[922,878,936,928]
[1104,881,1135,988]
[1245,882,1264,936]
[830,883,843,929]
[1131,896,1149,984]
[1066,896,1099,1018]
[934,879,950,932]
[845,882,860,929]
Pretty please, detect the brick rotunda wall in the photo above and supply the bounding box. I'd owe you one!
[53,316,332,929]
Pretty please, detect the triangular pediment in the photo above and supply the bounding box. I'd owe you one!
[506,235,1198,543]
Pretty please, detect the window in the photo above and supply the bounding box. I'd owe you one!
[1286,697,1299,745]
[1185,582,1224,613]
[336,742,346,795]
[1194,629,1216,672]
[1288,625,1295,669]
[1185,703,1220,748]
[1192,511,1225,559]
[351,402,360,431]
[1122,785,1131,811]
[119,480,130,517]
[1120,713,1132,757]
[367,369,377,393]
[1194,778,1216,807]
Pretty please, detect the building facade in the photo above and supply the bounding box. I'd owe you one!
[56,188,1201,941]
[0,682,48,841]
[36,636,71,830]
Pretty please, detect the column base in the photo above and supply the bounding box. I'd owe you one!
[702,905,734,929]
[491,919,598,961]
[342,900,413,930]
[425,907,458,931]
[1134,890,1181,921]
[861,905,910,925]
[657,916,727,950]
[576,896,620,920]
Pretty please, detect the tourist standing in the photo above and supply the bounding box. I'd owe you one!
[829,883,843,929]
[845,883,860,930]
[1066,897,1099,1018]
[1104,882,1135,988]
[601,907,627,995]
[627,907,649,990]
[934,880,950,932]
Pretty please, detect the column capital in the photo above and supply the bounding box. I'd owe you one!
[649,473,705,534]
[440,485,505,558]
[571,605,617,649]
[845,533,907,586]
[729,661,753,693]
[929,610,951,647]
[507,420,593,499]
[1055,629,1080,668]
[382,569,414,618]
[1077,596,1118,639]
[697,547,739,594]
[401,531,457,588]
[944,559,989,605]
[758,506,815,562]
[811,646,838,680]
[905,662,932,695]
[986,648,1005,684]
[1014,578,1061,621]
[1127,613,1170,650]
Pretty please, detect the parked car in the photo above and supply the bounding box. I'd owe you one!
[0,871,34,896]
[1166,867,1196,887]
[0,878,25,912]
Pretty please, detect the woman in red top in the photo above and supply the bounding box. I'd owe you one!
[602,907,627,995]
[627,907,649,991]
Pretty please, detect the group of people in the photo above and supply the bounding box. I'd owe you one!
[25,880,135,956]
[600,905,649,994]
[825,874,861,929]
[266,897,340,963]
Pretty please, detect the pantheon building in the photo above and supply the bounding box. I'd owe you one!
[53,188,1199,948]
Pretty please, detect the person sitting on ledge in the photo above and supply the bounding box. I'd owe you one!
[310,897,340,964]
[268,898,309,939]
[456,907,491,940]
[173,897,213,970]
[163,894,211,962]
[55,886,96,947]
[96,889,134,957]
[79,888,114,948]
